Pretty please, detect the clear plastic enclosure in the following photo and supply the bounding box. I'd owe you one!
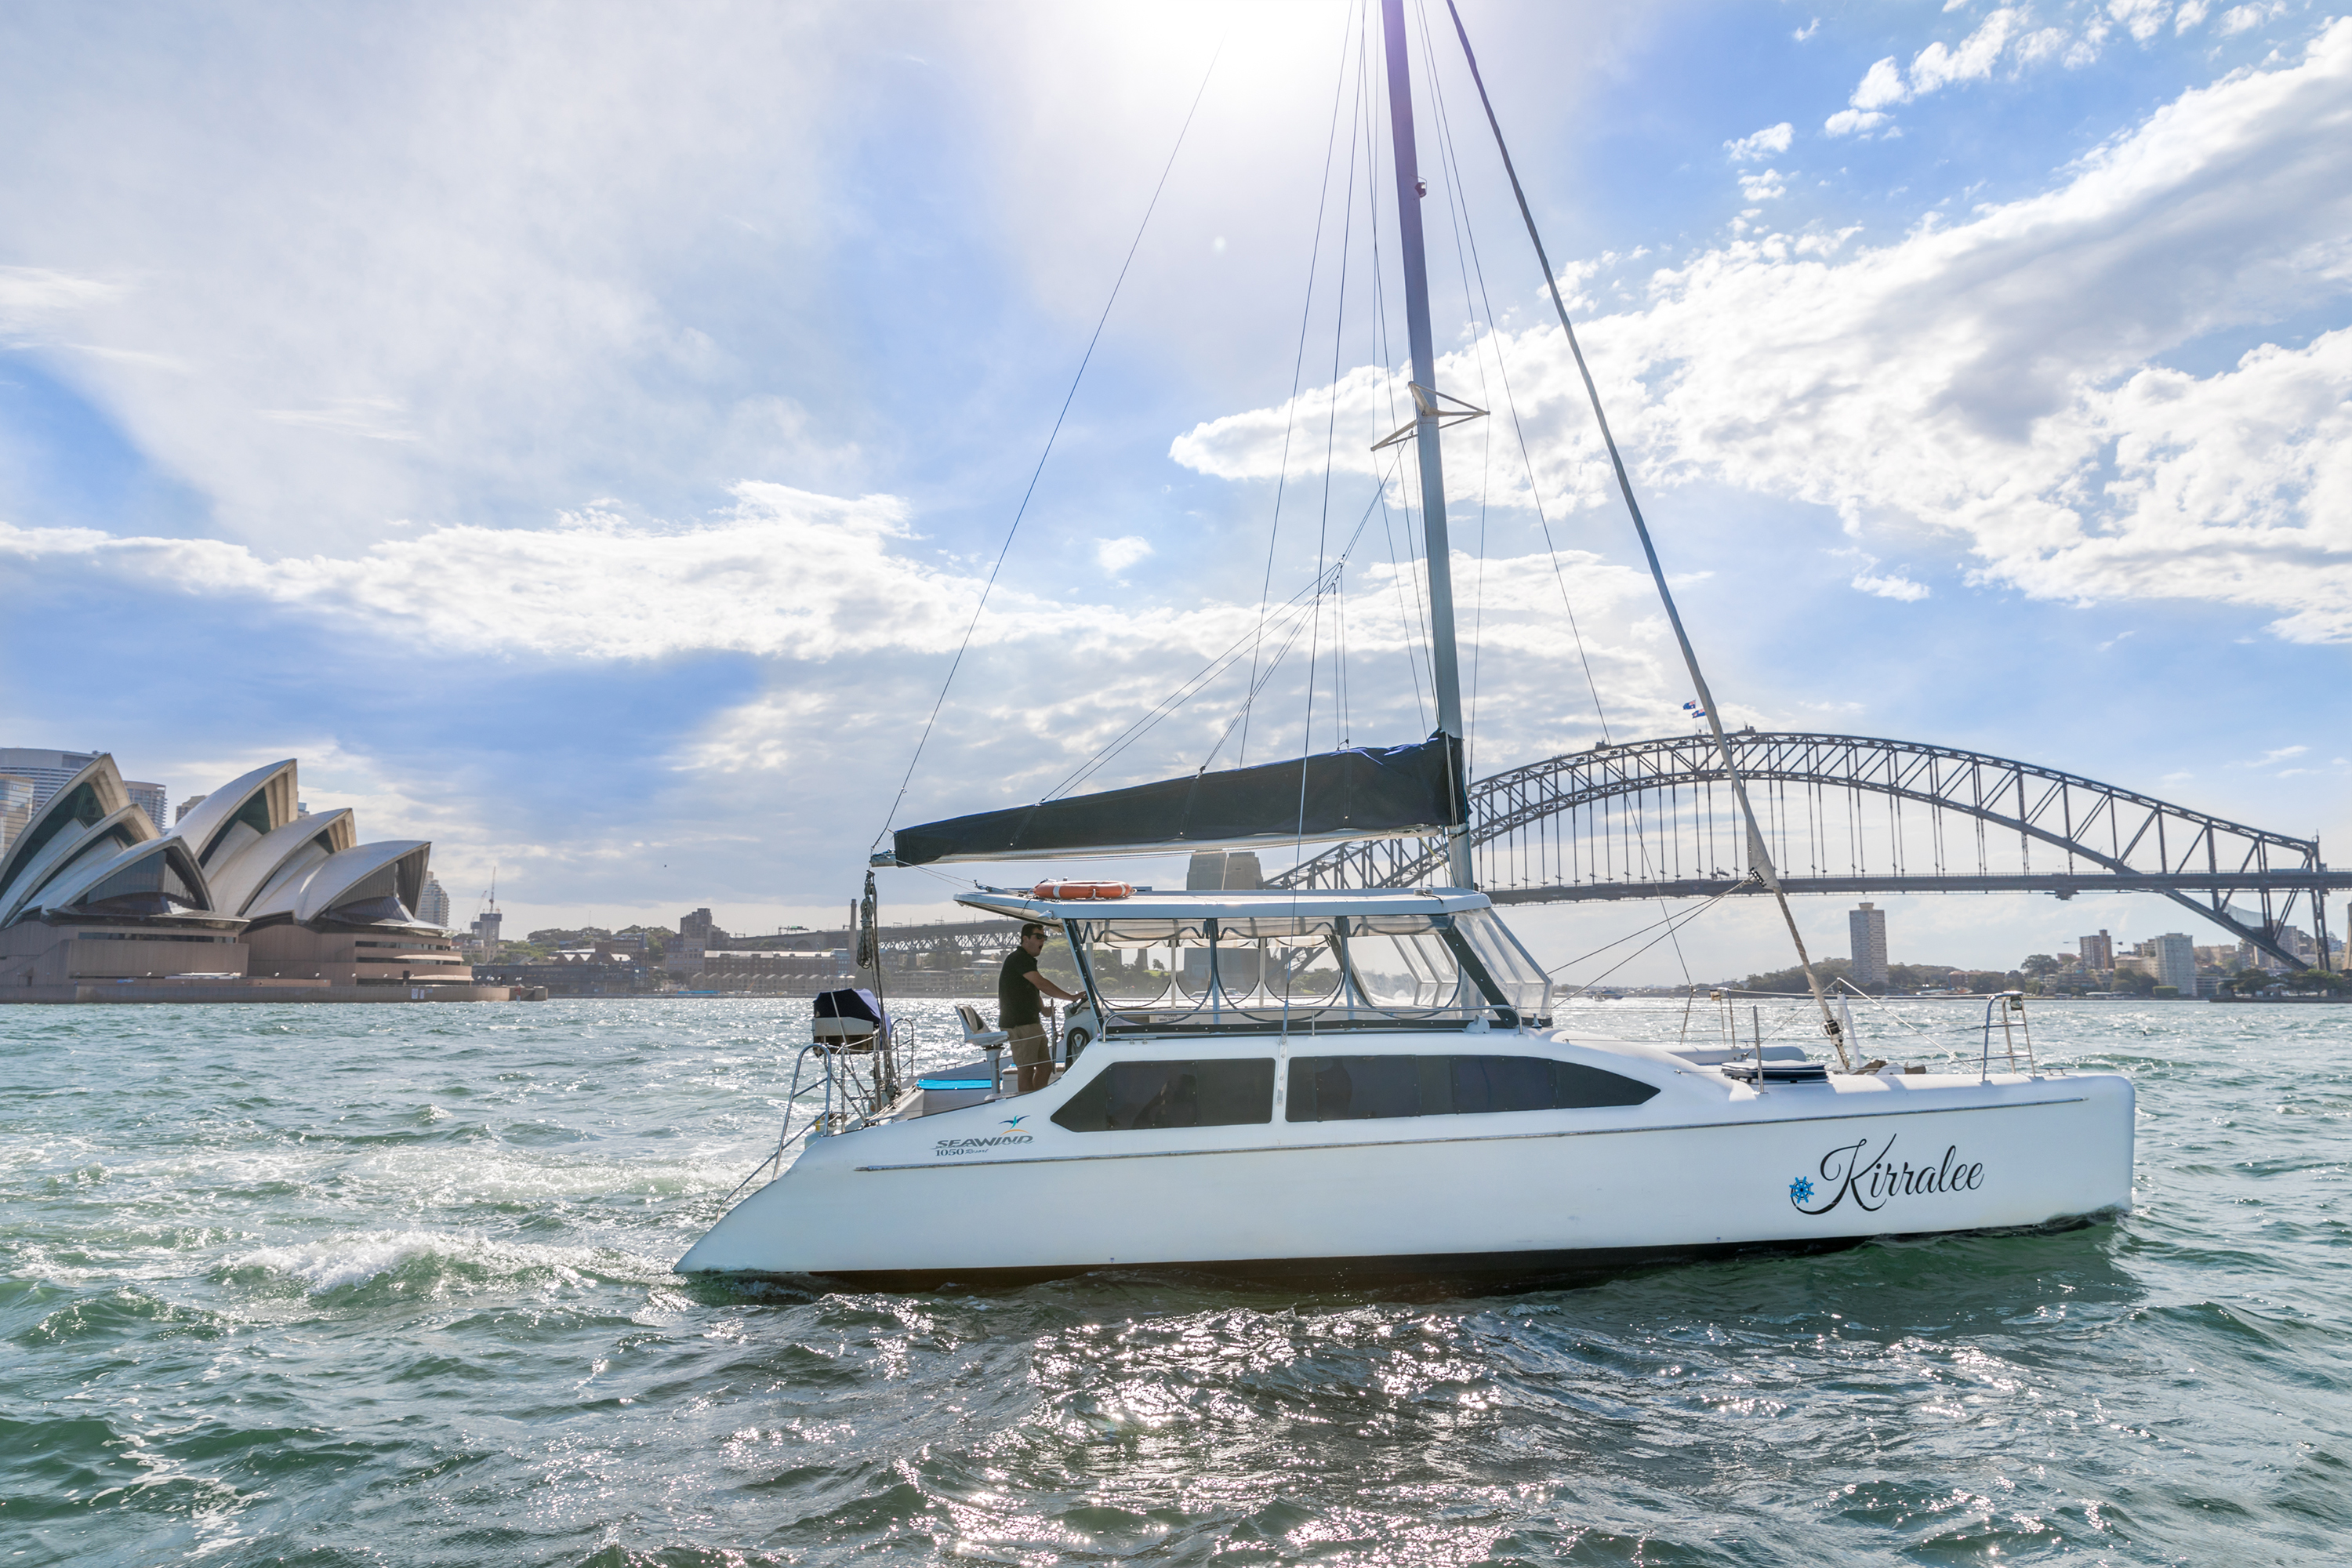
[1066,906,1545,1033]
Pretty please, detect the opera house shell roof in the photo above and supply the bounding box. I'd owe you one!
[1,755,483,1002]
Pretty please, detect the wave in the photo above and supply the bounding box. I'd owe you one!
[222,1229,666,1297]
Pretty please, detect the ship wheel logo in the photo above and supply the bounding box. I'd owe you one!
[1788,1175,1815,1205]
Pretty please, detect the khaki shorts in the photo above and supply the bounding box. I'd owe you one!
[1006,1022,1050,1068]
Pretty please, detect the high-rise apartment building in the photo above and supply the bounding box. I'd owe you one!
[2079,930,2114,974]
[176,793,209,822]
[125,781,168,834]
[2151,932,2196,993]
[0,748,102,809]
[0,751,165,835]
[0,775,32,855]
[416,876,452,930]
[469,909,503,958]
[1849,902,1889,985]
[680,908,724,942]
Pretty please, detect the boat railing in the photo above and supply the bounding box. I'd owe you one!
[1979,992,2038,1080]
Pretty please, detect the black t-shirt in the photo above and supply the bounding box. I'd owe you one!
[999,948,1042,1028]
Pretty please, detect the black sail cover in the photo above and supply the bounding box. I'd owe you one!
[889,733,1468,866]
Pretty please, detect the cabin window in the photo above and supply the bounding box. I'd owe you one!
[1285,1054,1657,1123]
[1052,1058,1276,1132]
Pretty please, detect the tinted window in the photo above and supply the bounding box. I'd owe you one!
[1053,1058,1276,1132]
[1287,1054,1656,1122]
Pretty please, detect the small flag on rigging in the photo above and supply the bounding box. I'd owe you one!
[1682,700,1708,719]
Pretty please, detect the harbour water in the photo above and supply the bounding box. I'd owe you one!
[4,996,2345,1565]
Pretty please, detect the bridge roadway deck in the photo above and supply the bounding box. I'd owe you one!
[1488,871,2352,904]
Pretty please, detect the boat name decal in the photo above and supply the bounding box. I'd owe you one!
[933,1134,1036,1157]
[1788,1134,1983,1214]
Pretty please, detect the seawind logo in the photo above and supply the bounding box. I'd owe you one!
[1790,1135,1984,1215]
[933,1134,1035,1158]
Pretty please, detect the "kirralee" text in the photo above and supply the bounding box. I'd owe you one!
[1794,1134,1983,1214]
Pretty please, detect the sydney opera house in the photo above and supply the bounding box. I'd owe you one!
[0,755,506,1002]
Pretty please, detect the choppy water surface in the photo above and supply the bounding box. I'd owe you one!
[3,996,2346,1566]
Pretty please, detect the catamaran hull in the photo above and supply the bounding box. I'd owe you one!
[678,1071,2134,1287]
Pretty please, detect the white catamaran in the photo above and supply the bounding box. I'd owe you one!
[678,0,2134,1287]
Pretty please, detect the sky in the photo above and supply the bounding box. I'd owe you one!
[2,0,2347,984]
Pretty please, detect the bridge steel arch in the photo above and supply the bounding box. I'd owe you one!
[1273,731,2347,971]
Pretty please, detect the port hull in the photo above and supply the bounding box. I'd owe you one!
[679,1054,2136,1287]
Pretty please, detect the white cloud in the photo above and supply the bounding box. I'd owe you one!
[2176,1,2212,32]
[1851,56,1911,111]
[256,397,420,442]
[0,483,1683,761]
[1737,168,1789,202]
[1911,8,2021,91]
[0,264,119,318]
[1094,535,1153,573]
[1829,6,2106,133]
[1174,21,2352,644]
[1725,122,1794,162]
[1795,19,1820,42]
[1853,568,1932,601]
[2109,0,2172,45]
[2,485,1101,661]
[2220,3,2285,36]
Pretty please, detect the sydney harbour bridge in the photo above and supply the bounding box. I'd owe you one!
[845,730,2343,975]
[1268,730,2347,972]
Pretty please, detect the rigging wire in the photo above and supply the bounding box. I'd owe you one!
[1413,0,1496,780]
[1239,6,1359,772]
[1414,0,1693,987]
[1298,12,1369,773]
[1554,889,1737,997]
[1358,2,1436,733]
[1044,463,1406,803]
[869,39,1225,851]
[1439,0,1844,1063]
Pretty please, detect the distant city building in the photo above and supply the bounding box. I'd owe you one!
[176,793,209,822]
[124,781,168,834]
[0,749,103,810]
[1848,902,1889,985]
[0,775,32,856]
[2151,933,2195,993]
[680,908,724,942]
[470,908,503,958]
[416,876,451,930]
[2079,930,2114,975]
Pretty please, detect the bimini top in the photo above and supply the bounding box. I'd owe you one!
[955,886,1489,924]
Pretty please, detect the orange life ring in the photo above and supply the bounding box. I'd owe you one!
[1029,880,1134,901]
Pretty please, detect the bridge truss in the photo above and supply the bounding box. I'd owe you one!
[1273,731,2346,971]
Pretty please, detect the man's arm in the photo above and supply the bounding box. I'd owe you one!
[1025,970,1084,1004]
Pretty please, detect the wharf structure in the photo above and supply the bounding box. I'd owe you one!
[0,754,507,1003]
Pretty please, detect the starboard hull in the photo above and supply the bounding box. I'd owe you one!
[678,1062,2135,1288]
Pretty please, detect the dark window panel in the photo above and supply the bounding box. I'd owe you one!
[1054,1059,1275,1132]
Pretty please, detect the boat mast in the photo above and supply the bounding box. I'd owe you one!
[1379,0,1475,891]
